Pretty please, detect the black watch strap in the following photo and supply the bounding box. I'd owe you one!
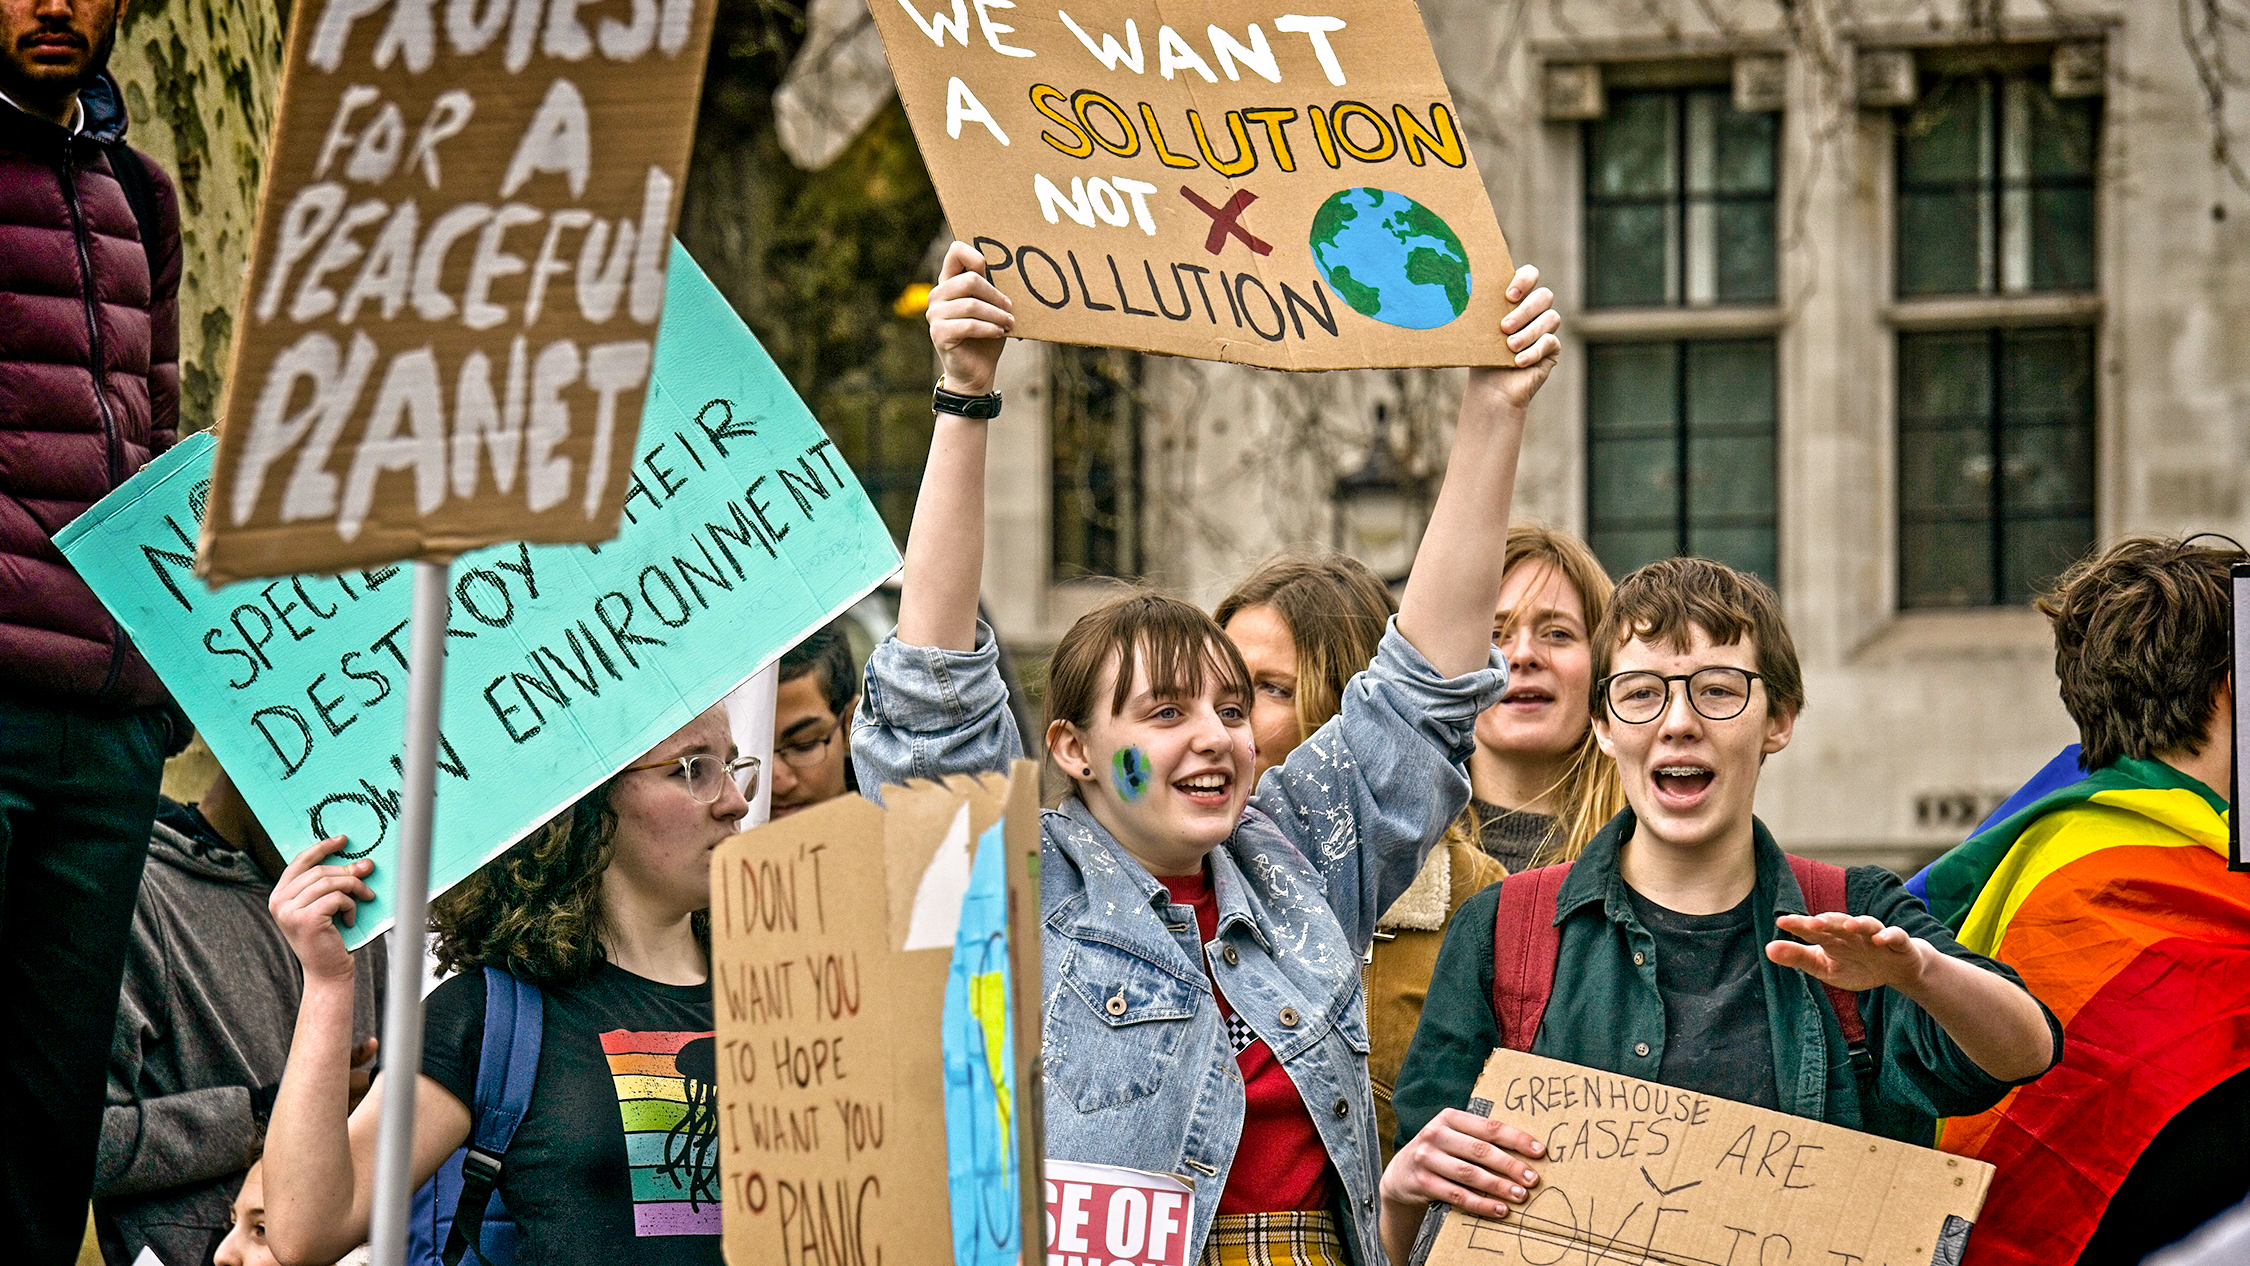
[933,378,1003,419]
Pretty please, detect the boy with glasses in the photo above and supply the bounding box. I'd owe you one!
[770,622,860,817]
[1378,557,2062,1262]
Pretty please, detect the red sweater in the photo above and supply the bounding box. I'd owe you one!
[1160,870,1334,1214]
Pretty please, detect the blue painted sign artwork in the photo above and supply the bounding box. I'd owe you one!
[943,818,1022,1266]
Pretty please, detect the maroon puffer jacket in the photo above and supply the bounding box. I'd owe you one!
[0,72,179,710]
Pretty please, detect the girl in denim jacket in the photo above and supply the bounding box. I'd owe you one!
[852,241,1561,1266]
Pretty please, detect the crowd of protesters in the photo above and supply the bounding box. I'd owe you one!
[5,0,2247,1264]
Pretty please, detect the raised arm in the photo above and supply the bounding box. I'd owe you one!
[1393,266,1561,677]
[263,839,468,1266]
[894,242,1016,652]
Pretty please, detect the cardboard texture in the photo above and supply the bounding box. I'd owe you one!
[199,0,720,582]
[1414,1050,1992,1266]
[867,0,1513,370]
[711,764,1044,1265]
[58,244,902,948]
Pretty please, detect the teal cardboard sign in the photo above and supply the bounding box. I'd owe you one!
[59,242,900,947]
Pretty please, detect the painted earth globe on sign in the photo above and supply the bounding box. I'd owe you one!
[1309,188,1473,330]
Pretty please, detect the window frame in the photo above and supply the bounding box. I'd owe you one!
[1892,67,2101,300]
[1582,84,1780,310]
[1047,344,1143,583]
[1583,334,1782,590]
[1882,45,2107,615]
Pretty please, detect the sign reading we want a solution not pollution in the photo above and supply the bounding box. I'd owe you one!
[867,0,1514,370]
[62,246,901,948]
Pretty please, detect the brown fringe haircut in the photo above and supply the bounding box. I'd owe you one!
[1043,590,1256,776]
[430,782,711,986]
[2035,534,2245,770]
[1593,556,1806,720]
[1214,552,1396,741]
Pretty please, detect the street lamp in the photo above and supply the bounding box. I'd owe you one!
[1332,403,1429,585]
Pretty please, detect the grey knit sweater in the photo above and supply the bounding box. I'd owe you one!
[93,800,384,1266]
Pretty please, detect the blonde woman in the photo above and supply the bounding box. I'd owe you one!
[1466,525,1627,872]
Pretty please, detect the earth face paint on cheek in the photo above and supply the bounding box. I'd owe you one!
[1111,747,1152,801]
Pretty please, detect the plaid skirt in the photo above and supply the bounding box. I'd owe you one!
[1195,1212,1348,1266]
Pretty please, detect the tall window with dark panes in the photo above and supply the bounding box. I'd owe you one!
[1050,346,1141,580]
[1583,85,1781,588]
[1894,65,2098,609]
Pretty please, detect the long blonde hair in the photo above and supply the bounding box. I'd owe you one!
[1472,525,1627,866]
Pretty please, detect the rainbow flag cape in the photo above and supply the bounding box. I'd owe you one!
[1919,756,2250,1266]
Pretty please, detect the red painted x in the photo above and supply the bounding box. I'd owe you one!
[1179,186,1273,257]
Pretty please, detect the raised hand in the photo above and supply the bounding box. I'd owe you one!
[1464,264,1561,414]
[268,836,374,985]
[1767,912,1931,994]
[928,241,1015,398]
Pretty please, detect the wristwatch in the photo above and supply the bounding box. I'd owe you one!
[932,378,1003,419]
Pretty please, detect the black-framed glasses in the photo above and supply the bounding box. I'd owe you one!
[1598,667,1764,724]
[621,753,763,804]
[774,721,840,770]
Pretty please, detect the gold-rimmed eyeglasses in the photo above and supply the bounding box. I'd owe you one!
[621,753,763,804]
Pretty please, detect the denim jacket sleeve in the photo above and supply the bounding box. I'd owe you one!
[1248,616,1507,950]
[850,623,1024,805]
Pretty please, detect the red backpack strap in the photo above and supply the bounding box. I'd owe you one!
[1490,864,1571,1053]
[1785,855,1871,1070]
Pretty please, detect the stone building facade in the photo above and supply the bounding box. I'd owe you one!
[976,0,2250,869]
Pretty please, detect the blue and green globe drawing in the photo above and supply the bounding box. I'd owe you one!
[1309,188,1472,330]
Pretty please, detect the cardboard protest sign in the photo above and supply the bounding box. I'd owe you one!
[198,0,720,583]
[1044,1161,1195,1266]
[711,766,1044,1265]
[1411,1049,1993,1266]
[867,0,1513,370]
[60,243,901,949]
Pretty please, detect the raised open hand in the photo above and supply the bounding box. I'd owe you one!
[928,240,1015,399]
[1768,911,1932,994]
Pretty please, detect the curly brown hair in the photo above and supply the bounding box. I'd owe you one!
[430,782,711,986]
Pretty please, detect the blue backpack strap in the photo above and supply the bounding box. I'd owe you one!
[441,967,543,1266]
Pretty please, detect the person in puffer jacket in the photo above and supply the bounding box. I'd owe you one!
[0,0,187,1256]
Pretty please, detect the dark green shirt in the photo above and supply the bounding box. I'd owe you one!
[1392,810,2063,1148]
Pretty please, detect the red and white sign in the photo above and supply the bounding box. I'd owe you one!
[1044,1160,1196,1266]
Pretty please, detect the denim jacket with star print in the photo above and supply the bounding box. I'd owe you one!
[852,618,1506,1266]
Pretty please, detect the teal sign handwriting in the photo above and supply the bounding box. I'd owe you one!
[58,242,901,947]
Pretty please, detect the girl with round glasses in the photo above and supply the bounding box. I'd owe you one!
[260,706,753,1266]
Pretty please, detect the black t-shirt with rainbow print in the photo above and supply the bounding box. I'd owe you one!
[423,961,721,1265]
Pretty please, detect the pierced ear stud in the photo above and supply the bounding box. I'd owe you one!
[1082,767,1093,777]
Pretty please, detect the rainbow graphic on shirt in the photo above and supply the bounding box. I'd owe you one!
[601,1029,722,1237]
